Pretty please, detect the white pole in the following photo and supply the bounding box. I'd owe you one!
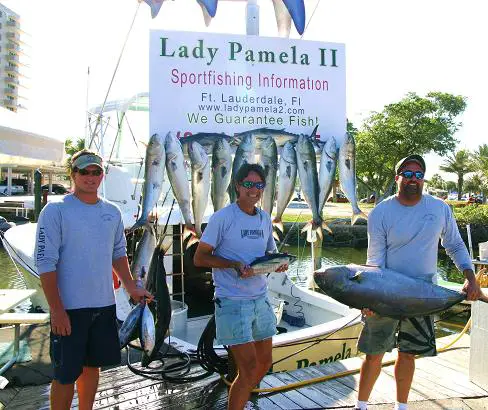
[467,223,474,260]
[246,0,259,35]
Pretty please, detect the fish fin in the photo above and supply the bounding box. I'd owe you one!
[273,231,280,241]
[321,221,333,235]
[351,211,368,226]
[272,218,284,233]
[350,272,362,282]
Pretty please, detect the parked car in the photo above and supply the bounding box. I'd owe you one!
[0,185,25,195]
[41,184,69,195]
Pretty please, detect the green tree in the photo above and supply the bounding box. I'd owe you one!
[355,92,466,200]
[64,137,86,170]
[445,181,457,192]
[427,173,446,190]
[439,150,474,200]
[473,144,488,175]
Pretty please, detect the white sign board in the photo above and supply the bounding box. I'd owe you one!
[150,30,345,141]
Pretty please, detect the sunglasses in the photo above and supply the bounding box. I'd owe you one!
[75,168,103,176]
[239,181,266,190]
[398,170,424,180]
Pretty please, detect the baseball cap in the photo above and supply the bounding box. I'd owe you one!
[72,153,103,170]
[395,155,426,174]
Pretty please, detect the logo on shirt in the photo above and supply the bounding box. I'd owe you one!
[423,214,436,222]
[241,229,264,239]
[37,227,45,260]
[101,214,114,222]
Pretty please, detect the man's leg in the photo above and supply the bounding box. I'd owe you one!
[228,342,257,410]
[50,380,75,410]
[358,353,385,401]
[395,352,415,403]
[76,366,100,410]
[253,338,273,386]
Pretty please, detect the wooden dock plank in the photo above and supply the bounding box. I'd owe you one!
[261,373,319,409]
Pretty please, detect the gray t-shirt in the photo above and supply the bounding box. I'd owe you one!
[201,203,277,299]
[35,194,127,309]
[367,194,473,282]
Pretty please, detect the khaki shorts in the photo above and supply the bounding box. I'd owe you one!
[357,314,437,357]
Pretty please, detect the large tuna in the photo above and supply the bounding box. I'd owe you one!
[318,136,337,216]
[314,264,488,319]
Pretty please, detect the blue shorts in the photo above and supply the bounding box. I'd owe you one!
[214,295,277,346]
[50,305,121,384]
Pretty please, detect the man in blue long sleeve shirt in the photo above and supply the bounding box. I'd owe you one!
[355,155,481,410]
[35,150,152,410]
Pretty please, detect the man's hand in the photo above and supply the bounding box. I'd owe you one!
[50,308,71,336]
[275,264,288,273]
[125,280,154,303]
[462,269,481,301]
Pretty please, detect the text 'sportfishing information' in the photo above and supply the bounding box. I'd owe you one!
[150,31,346,141]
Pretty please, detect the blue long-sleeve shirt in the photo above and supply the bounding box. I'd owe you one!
[367,194,473,282]
[35,194,127,309]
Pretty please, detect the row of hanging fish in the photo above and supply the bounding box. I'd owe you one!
[142,0,306,36]
[131,127,367,244]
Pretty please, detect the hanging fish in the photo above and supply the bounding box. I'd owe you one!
[260,135,278,216]
[131,133,165,231]
[211,138,232,212]
[338,133,368,225]
[189,141,211,242]
[230,135,256,203]
[165,132,194,231]
[318,136,337,225]
[273,141,297,236]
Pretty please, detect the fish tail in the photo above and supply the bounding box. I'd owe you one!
[478,292,488,304]
[272,218,284,233]
[301,221,320,243]
[272,230,281,241]
[322,221,333,235]
[182,225,195,240]
[351,210,368,226]
[129,218,146,233]
[186,233,201,248]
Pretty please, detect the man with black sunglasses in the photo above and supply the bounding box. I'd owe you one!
[355,154,481,410]
[194,163,288,410]
[35,149,152,410]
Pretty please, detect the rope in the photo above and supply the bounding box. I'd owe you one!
[300,0,322,40]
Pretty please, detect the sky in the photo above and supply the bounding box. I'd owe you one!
[3,0,487,180]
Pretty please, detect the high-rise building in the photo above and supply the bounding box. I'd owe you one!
[0,3,28,112]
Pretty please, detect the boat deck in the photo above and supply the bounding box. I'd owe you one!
[2,333,487,409]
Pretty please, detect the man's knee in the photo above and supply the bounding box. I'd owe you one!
[364,353,384,365]
[398,352,415,362]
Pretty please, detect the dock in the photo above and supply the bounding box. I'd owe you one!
[0,332,487,409]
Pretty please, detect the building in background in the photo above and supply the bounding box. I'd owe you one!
[0,3,28,112]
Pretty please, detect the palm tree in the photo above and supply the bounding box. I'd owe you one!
[64,138,86,171]
[473,144,488,176]
[439,150,474,200]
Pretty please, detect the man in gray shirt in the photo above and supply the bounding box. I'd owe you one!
[35,150,152,410]
[355,155,481,410]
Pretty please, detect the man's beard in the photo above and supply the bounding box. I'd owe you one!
[403,182,421,197]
